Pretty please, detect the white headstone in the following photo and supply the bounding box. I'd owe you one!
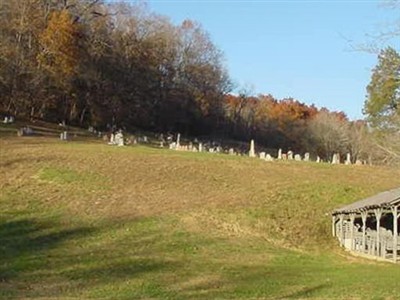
[115,132,124,146]
[332,153,339,164]
[259,152,266,160]
[109,133,115,145]
[265,154,273,161]
[199,143,203,152]
[287,151,293,160]
[229,148,235,155]
[60,131,68,140]
[304,152,310,162]
[345,153,351,165]
[176,133,181,147]
[316,156,321,163]
[278,148,282,160]
[249,139,255,157]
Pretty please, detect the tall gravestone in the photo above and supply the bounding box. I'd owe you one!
[249,139,255,157]
[278,148,282,160]
[332,153,340,164]
[345,153,351,165]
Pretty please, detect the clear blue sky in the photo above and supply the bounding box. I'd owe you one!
[143,1,399,119]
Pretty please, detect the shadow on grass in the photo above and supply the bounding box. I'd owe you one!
[280,282,331,299]
[0,218,94,283]
[0,217,180,298]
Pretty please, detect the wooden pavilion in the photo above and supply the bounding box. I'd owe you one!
[332,188,400,263]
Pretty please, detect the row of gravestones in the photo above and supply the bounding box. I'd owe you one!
[2,116,15,124]
[14,125,364,166]
[104,131,363,165]
[248,139,360,165]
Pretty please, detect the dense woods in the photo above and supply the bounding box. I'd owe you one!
[0,0,398,163]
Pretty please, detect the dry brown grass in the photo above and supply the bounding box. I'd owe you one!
[2,136,400,299]
[1,136,399,246]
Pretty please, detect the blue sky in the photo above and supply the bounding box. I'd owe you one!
[146,0,399,119]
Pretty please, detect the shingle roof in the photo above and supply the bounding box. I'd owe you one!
[333,188,400,214]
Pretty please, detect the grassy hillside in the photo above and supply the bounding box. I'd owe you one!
[1,135,400,299]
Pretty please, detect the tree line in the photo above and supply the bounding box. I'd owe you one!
[0,0,398,164]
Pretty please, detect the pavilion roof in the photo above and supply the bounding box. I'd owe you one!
[332,188,400,214]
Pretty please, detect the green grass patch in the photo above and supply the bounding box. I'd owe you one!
[38,166,105,186]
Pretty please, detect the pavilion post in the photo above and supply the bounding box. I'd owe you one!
[392,206,398,263]
[374,208,382,257]
[361,211,368,253]
[339,214,345,246]
[332,215,336,237]
[350,213,355,251]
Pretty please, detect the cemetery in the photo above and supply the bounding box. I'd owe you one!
[1,120,400,299]
[1,0,399,298]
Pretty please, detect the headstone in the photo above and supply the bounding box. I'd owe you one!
[3,116,8,123]
[115,131,124,146]
[18,127,33,136]
[355,159,362,166]
[199,143,203,152]
[60,131,68,141]
[259,152,266,160]
[332,153,339,164]
[249,139,255,157]
[316,156,321,163]
[160,141,164,148]
[294,154,301,161]
[209,148,214,153]
[278,148,282,160]
[345,153,351,165]
[265,154,273,161]
[176,133,181,147]
[229,148,235,155]
[109,133,115,145]
[169,142,177,150]
[143,136,148,143]
[287,151,293,160]
[304,152,310,162]
[282,153,287,160]
[9,116,14,123]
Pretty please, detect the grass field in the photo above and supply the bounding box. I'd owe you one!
[1,131,400,299]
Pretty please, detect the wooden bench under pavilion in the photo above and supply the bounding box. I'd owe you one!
[332,188,400,263]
